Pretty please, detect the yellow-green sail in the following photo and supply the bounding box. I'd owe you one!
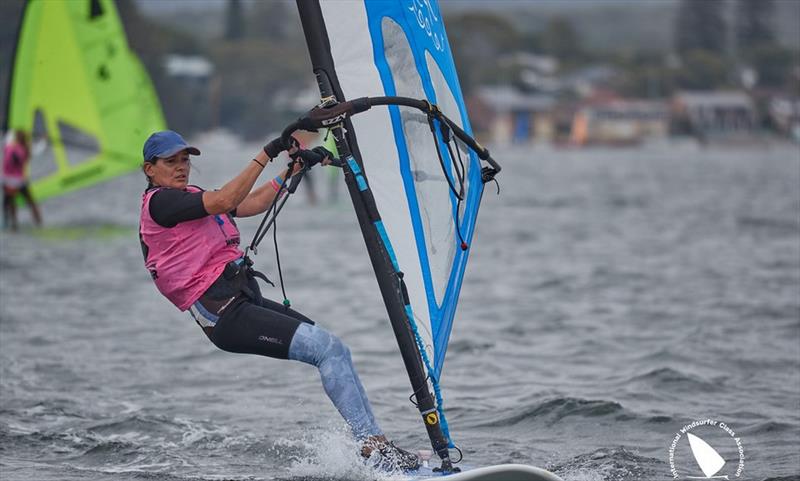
[6,0,165,201]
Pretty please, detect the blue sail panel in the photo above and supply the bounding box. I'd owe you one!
[317,0,482,380]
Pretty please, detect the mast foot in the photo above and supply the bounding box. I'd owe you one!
[433,459,460,474]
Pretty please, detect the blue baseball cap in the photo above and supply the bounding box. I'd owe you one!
[143,130,200,162]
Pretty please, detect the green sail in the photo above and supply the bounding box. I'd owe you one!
[6,0,165,201]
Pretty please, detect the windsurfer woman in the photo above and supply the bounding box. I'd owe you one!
[138,130,419,471]
[2,130,42,231]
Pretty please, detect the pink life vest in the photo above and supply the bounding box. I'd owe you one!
[3,142,28,182]
[139,186,243,310]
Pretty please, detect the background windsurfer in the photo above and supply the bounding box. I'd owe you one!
[138,130,419,471]
[2,130,42,231]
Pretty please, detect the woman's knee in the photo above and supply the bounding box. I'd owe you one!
[288,323,351,366]
[328,334,352,364]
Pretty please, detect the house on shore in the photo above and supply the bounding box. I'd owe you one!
[164,54,216,130]
[570,99,669,146]
[469,86,557,144]
[671,91,758,139]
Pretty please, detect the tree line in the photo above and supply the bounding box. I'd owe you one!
[448,0,796,99]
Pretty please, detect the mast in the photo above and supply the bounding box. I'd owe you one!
[295,0,454,471]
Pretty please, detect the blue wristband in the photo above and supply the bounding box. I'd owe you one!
[273,175,284,186]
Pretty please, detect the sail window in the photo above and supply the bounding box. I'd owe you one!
[425,50,472,222]
[89,0,104,20]
[381,17,455,307]
[27,110,59,180]
[58,121,101,167]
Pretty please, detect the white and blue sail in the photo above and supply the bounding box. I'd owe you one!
[314,0,482,381]
[295,0,490,470]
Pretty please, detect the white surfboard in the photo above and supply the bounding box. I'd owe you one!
[407,463,564,481]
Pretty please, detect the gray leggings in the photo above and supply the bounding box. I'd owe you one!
[197,275,382,439]
[288,323,381,438]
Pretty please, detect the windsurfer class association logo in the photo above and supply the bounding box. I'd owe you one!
[668,419,745,479]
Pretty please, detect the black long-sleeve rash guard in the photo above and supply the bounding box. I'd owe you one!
[149,186,236,228]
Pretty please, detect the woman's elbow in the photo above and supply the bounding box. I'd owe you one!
[203,192,238,215]
[233,198,261,218]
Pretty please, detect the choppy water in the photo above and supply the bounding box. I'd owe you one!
[1,136,798,481]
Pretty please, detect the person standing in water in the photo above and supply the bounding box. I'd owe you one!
[2,130,42,231]
[138,130,419,471]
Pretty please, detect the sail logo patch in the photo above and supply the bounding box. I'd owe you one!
[425,413,438,425]
[668,419,745,479]
[407,0,445,52]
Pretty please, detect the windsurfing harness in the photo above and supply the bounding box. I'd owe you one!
[139,186,242,310]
